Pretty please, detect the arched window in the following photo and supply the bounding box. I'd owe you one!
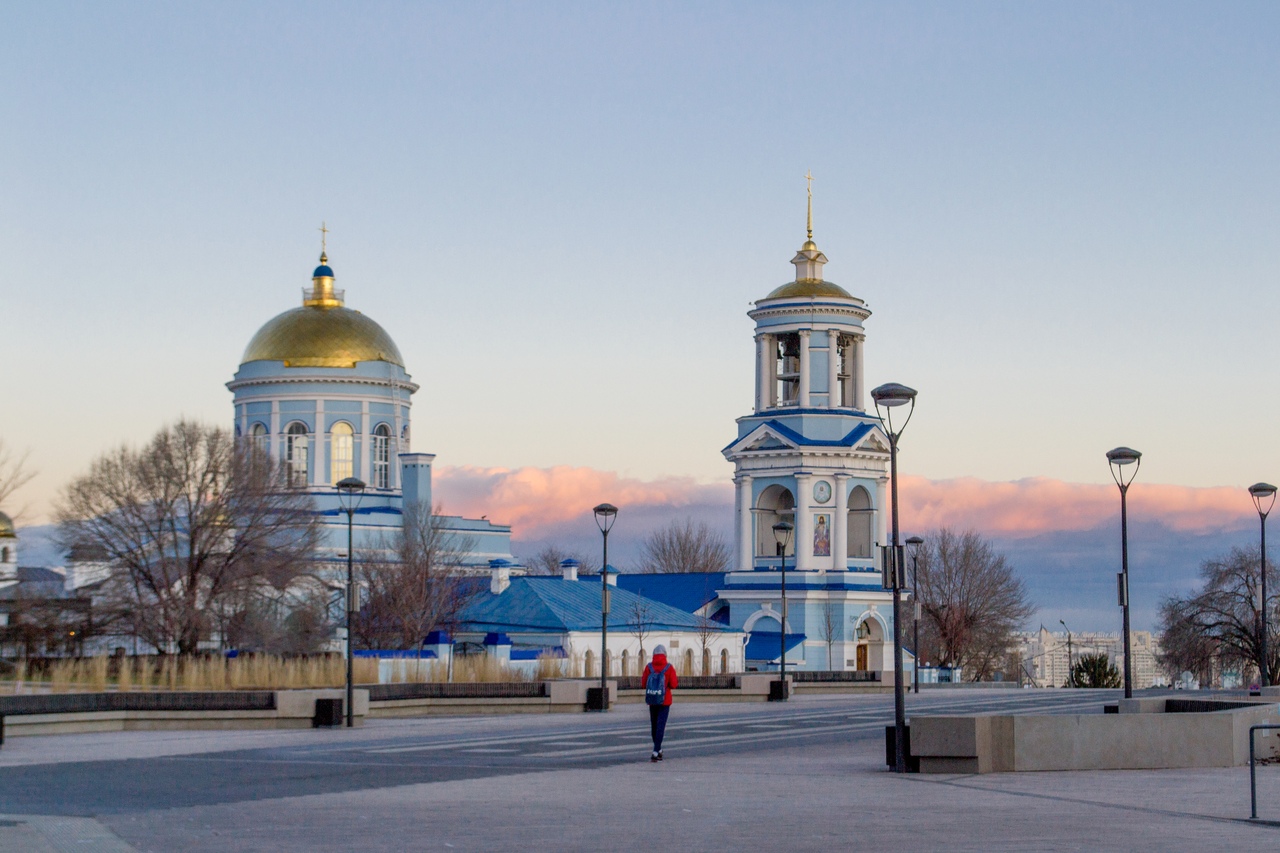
[0,547,9,563]
[684,648,694,675]
[330,422,354,484]
[249,422,268,456]
[755,485,796,557]
[701,649,710,676]
[285,423,309,487]
[621,649,630,676]
[775,333,801,406]
[720,648,729,674]
[584,649,595,678]
[604,650,612,677]
[372,423,392,489]
[847,486,873,558]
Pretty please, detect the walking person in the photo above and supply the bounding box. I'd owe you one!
[643,644,678,761]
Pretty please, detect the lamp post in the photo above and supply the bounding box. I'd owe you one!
[773,521,794,699]
[1249,483,1277,687]
[872,381,918,774]
[1106,447,1141,699]
[906,535,924,695]
[1060,619,1074,688]
[593,503,618,712]
[336,476,366,728]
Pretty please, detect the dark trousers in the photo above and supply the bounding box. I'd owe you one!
[649,704,670,752]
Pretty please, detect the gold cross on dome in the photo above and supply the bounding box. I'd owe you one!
[318,221,329,255]
[805,171,814,240]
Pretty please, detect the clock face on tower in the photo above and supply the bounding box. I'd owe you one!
[813,480,832,504]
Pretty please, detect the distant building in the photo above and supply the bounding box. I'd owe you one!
[1017,627,1165,689]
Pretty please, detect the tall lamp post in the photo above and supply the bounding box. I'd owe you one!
[872,381,918,774]
[773,521,794,699]
[1060,619,1074,687]
[593,503,618,712]
[1249,483,1277,687]
[906,536,924,694]
[1106,447,1141,699]
[336,476,366,728]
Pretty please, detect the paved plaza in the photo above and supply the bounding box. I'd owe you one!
[0,689,1276,851]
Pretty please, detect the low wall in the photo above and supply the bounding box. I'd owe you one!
[911,699,1280,774]
[367,680,616,716]
[1,689,370,738]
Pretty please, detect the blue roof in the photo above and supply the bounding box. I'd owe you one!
[744,631,806,662]
[724,419,876,453]
[313,264,335,277]
[458,577,736,635]
[615,572,726,614]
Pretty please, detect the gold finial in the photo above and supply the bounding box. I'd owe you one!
[805,170,813,241]
[318,221,329,263]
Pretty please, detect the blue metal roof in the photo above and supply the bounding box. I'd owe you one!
[313,264,335,277]
[744,631,806,662]
[458,577,735,635]
[723,420,876,453]
[615,572,726,614]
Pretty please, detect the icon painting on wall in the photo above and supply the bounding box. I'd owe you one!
[813,513,831,556]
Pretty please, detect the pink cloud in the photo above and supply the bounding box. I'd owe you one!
[434,466,1257,539]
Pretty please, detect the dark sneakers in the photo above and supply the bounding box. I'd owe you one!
[656,751,664,761]
[650,751,659,762]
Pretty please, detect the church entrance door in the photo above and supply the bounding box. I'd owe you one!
[856,644,868,671]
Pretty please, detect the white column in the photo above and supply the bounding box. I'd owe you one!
[736,475,754,571]
[827,329,840,409]
[361,403,371,485]
[833,474,849,571]
[798,330,811,408]
[854,336,865,410]
[312,400,325,487]
[756,335,772,412]
[270,401,280,463]
[875,477,889,549]
[794,473,813,571]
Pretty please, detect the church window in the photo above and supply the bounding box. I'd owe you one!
[720,648,729,674]
[702,649,710,676]
[584,649,595,678]
[250,422,268,456]
[775,333,800,407]
[621,649,630,676]
[684,648,694,675]
[330,422,354,484]
[755,485,795,557]
[285,423,309,487]
[373,424,392,489]
[0,547,8,563]
[836,335,853,407]
[847,486,873,559]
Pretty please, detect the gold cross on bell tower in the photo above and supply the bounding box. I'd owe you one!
[318,221,330,262]
[805,171,814,242]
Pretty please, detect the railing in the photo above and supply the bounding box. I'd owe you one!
[1249,724,1280,820]
[792,670,881,683]
[365,682,547,701]
[615,675,738,690]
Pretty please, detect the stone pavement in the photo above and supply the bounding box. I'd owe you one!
[0,690,1275,851]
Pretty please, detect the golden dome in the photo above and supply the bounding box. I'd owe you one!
[240,259,404,369]
[763,279,854,300]
[0,512,15,539]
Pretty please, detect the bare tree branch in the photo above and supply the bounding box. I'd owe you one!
[637,519,730,574]
[0,439,36,521]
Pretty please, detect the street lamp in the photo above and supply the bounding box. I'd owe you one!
[1106,446,1141,699]
[1060,619,1074,688]
[593,503,618,712]
[906,535,924,695]
[1249,482,1277,687]
[872,381,917,774]
[336,476,366,728]
[773,520,794,700]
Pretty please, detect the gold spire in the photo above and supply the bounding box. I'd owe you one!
[318,221,329,264]
[801,171,818,251]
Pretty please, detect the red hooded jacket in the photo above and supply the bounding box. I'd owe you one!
[642,653,678,706]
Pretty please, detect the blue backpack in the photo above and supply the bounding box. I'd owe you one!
[645,664,671,705]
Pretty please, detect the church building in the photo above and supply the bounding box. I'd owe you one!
[715,198,903,673]
[226,248,516,568]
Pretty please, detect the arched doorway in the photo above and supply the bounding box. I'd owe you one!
[755,485,796,557]
[854,614,886,672]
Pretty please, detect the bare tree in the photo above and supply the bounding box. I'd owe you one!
[818,598,841,670]
[353,502,478,650]
[914,528,1034,682]
[523,545,599,576]
[0,439,36,519]
[1157,546,1277,685]
[637,519,730,574]
[626,595,654,674]
[55,421,322,654]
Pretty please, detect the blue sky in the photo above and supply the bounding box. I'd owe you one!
[3,3,1279,629]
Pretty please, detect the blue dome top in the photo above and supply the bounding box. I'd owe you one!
[313,264,335,278]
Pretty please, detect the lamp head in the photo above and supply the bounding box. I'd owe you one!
[593,503,618,533]
[1106,447,1142,490]
[1250,482,1277,518]
[870,382,917,408]
[772,520,794,547]
[336,476,366,512]
[336,477,366,493]
[906,535,924,557]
